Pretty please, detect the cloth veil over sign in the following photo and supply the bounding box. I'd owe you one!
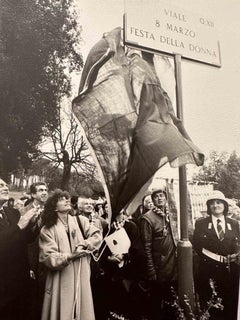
[105,228,131,255]
[72,27,204,220]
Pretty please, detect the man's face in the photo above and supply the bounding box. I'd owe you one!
[152,191,167,208]
[0,179,9,205]
[78,198,94,215]
[32,184,48,205]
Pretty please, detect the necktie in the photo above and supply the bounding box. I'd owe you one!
[0,209,9,226]
[217,219,224,241]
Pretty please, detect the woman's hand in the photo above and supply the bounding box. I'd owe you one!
[70,249,90,262]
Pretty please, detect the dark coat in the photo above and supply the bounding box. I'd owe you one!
[140,209,177,282]
[193,215,240,257]
[0,207,35,317]
[193,215,240,320]
[20,201,42,276]
[94,220,146,320]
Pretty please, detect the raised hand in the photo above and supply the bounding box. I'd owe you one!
[17,207,38,230]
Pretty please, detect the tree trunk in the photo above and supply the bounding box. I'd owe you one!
[61,150,71,190]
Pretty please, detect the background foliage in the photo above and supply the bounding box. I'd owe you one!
[194,151,240,200]
[0,0,83,179]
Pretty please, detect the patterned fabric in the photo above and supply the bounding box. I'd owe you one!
[217,218,225,241]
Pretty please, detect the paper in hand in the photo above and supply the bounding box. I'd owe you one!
[105,228,131,255]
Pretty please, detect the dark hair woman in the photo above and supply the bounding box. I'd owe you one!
[39,189,102,320]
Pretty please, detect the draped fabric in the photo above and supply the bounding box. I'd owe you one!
[72,27,204,220]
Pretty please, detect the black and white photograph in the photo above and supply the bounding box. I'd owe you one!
[0,0,240,319]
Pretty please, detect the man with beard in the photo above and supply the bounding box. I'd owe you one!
[0,177,38,319]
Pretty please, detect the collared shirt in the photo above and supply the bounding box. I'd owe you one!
[212,215,226,238]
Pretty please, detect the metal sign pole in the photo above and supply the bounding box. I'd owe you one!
[174,54,195,315]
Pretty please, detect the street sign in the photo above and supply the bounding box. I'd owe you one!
[124,0,221,67]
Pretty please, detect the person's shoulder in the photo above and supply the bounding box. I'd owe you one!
[141,209,156,226]
[77,214,89,225]
[125,218,138,229]
[40,224,54,236]
[226,216,240,227]
[4,206,20,218]
[194,216,210,227]
[142,209,154,219]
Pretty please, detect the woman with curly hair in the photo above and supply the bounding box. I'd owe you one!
[39,189,102,320]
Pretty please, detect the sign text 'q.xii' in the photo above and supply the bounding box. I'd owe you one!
[124,1,221,66]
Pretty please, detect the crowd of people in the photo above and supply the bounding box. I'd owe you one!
[0,176,240,320]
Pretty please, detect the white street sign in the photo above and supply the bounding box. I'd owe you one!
[124,0,221,66]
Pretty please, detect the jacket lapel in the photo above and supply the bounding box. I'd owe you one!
[206,216,219,240]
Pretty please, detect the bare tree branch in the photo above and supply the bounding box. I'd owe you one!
[40,104,96,189]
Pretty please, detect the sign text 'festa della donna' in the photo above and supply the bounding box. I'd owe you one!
[124,0,221,67]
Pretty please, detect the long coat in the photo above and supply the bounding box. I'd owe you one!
[0,207,35,318]
[20,201,41,275]
[39,215,102,320]
[140,209,177,282]
[193,215,240,320]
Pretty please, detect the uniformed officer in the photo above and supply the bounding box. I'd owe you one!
[193,190,240,320]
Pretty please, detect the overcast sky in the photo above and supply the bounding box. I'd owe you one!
[74,0,240,161]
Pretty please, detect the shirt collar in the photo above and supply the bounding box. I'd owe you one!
[212,214,225,224]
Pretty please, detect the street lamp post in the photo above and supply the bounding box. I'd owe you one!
[174,54,195,316]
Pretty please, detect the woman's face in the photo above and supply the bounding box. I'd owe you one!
[209,199,225,217]
[143,195,154,210]
[56,196,71,213]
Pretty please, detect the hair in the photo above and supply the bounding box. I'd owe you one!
[30,182,47,195]
[77,196,93,212]
[71,195,78,210]
[94,203,103,213]
[41,189,70,229]
[24,198,32,207]
[20,196,30,201]
[101,201,109,220]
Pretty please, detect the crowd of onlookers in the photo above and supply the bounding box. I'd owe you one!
[1,177,240,320]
